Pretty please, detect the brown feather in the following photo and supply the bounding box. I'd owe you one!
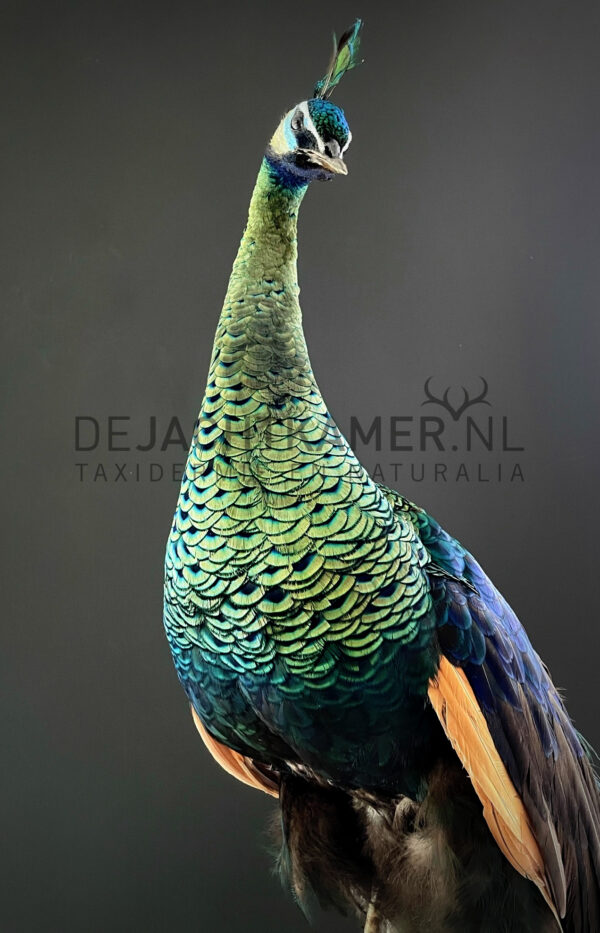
[428,657,562,924]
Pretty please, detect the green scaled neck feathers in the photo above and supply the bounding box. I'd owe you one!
[230,158,307,298]
[212,159,310,401]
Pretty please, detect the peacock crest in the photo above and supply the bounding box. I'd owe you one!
[313,18,363,99]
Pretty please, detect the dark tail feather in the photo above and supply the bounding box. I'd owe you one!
[275,773,372,919]
[273,764,560,933]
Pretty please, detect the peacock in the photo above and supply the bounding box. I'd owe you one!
[164,21,600,932]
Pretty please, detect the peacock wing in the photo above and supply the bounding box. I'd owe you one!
[382,492,600,929]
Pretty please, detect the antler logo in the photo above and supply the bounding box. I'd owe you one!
[422,377,490,421]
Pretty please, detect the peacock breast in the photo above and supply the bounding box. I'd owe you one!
[163,388,439,789]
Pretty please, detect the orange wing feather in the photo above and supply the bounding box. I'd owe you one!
[190,706,279,798]
[428,657,562,923]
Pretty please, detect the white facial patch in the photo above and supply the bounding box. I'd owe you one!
[342,130,352,154]
[298,101,325,153]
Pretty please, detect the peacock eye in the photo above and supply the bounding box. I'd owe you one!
[291,110,304,133]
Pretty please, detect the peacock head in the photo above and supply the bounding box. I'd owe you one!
[266,19,362,185]
[268,98,352,181]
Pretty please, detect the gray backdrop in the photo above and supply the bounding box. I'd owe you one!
[3,0,600,930]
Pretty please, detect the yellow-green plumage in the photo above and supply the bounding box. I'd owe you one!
[163,22,600,932]
[164,157,438,790]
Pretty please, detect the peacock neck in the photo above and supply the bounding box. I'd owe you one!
[228,157,308,293]
[207,159,315,401]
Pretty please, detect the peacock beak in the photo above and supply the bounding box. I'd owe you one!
[299,149,348,176]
